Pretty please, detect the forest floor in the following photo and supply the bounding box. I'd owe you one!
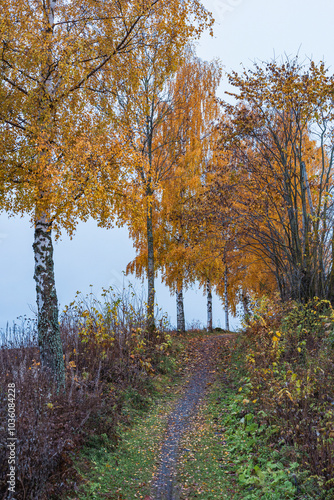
[71,331,312,500]
[71,332,241,500]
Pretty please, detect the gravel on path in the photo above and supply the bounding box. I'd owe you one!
[151,334,233,500]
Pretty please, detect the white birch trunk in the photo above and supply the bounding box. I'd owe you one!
[176,284,185,333]
[224,266,229,331]
[32,0,65,387]
[146,195,155,334]
[206,279,212,331]
[33,217,65,386]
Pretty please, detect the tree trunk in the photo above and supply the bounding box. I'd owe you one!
[176,284,185,333]
[33,217,65,388]
[206,279,212,331]
[224,267,229,331]
[329,232,334,304]
[146,197,155,334]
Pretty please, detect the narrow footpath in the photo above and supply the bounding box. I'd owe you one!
[151,334,233,500]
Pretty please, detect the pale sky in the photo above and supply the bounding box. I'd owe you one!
[1,0,334,332]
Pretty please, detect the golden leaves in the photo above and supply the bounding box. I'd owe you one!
[1,0,213,234]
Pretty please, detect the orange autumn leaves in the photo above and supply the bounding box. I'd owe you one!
[200,58,334,307]
[0,0,214,381]
[0,0,212,233]
[122,52,222,320]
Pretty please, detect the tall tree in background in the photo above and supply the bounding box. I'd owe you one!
[123,53,221,332]
[0,0,212,384]
[157,57,221,331]
[217,58,334,303]
[191,123,278,323]
[114,40,190,333]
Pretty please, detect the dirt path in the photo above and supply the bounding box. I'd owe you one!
[151,334,233,500]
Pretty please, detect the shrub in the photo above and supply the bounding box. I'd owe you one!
[239,296,334,496]
[0,284,172,499]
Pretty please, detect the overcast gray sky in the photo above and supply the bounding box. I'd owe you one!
[1,0,334,331]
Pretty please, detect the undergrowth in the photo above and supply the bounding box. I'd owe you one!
[68,331,209,498]
[232,295,334,498]
[0,284,175,500]
[177,336,317,499]
[70,375,180,499]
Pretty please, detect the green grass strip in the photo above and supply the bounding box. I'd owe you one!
[73,395,175,499]
[176,375,314,499]
[176,380,241,499]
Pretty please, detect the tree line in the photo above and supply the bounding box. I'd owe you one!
[0,0,218,387]
[2,1,334,388]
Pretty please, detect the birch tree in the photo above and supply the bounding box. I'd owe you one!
[0,0,212,384]
[114,40,188,333]
[159,57,221,332]
[123,53,221,332]
[114,44,189,331]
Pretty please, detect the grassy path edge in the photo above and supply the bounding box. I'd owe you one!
[67,331,316,499]
[176,335,317,499]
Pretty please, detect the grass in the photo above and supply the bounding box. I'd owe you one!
[68,330,216,499]
[176,339,317,499]
[72,396,174,499]
[176,379,240,499]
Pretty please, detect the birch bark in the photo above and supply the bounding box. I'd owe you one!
[33,218,65,386]
[146,194,155,334]
[176,283,185,332]
[224,267,229,331]
[33,0,65,387]
[206,279,212,331]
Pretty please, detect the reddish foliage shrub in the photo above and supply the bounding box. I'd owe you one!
[0,287,171,499]
[241,297,334,494]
